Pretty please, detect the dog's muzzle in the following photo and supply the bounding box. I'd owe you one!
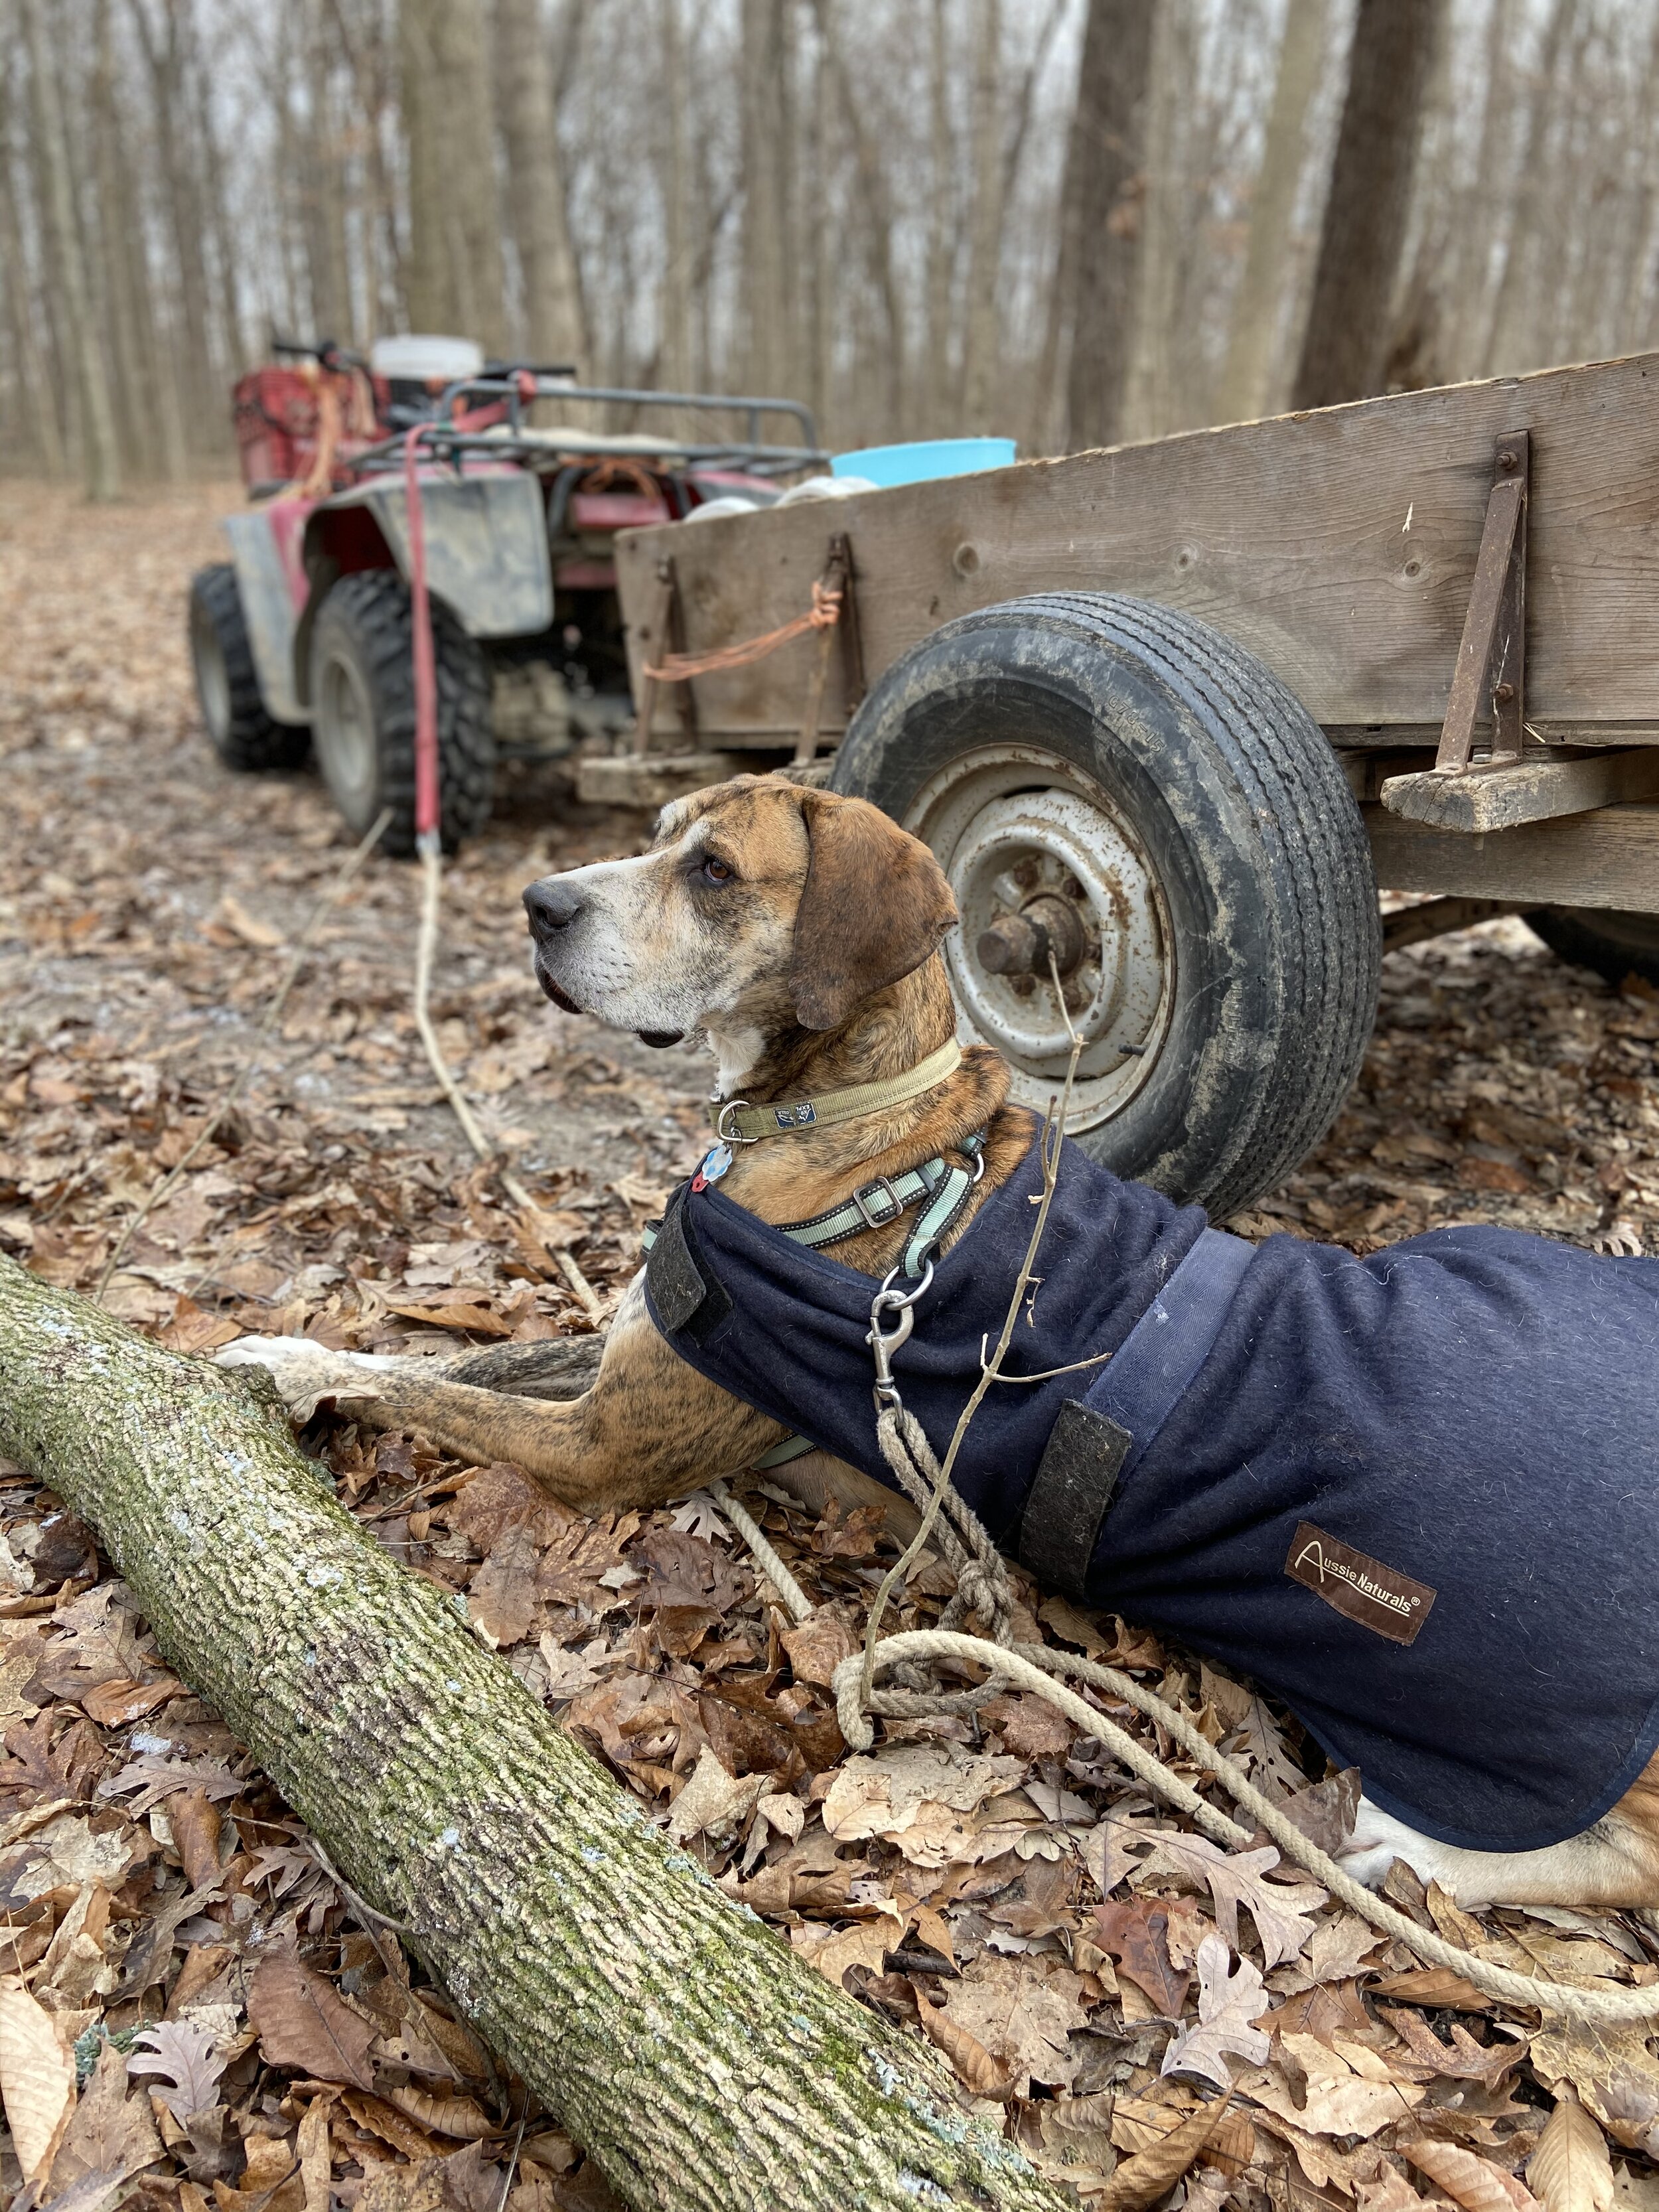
[524,879,587,1013]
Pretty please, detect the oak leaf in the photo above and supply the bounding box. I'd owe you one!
[1136,1830,1325,1968]
[125,2017,227,2122]
[914,1998,1011,2099]
[1161,1933,1270,2091]
[936,1954,1090,2098]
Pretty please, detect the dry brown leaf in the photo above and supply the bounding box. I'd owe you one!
[218,894,285,948]
[915,1996,1013,2099]
[1380,2005,1525,2087]
[1530,2020,1659,2156]
[790,1919,895,1989]
[1372,1966,1498,2012]
[1401,2138,1542,2212]
[0,1973,77,2181]
[936,1955,1091,2098]
[1357,2164,1429,2212]
[169,1788,225,1891]
[385,1298,515,1337]
[51,2036,163,2191]
[297,2090,337,2212]
[380,2084,498,2141]
[666,1745,768,1843]
[1137,1830,1325,1968]
[1161,1933,1270,2091]
[1094,1897,1190,2016]
[80,1672,183,1726]
[343,2088,447,2160]
[1242,2032,1425,2139]
[779,1609,858,1690]
[1530,2087,1617,2212]
[468,1522,539,1649]
[248,1949,376,2089]
[1087,2097,1228,2212]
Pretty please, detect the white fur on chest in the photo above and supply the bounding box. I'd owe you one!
[705,1020,766,1098]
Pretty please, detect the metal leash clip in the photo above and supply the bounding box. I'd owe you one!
[867,1258,934,1411]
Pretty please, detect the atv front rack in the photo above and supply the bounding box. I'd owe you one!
[347,374,828,480]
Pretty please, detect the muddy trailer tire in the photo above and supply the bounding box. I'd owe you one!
[1528,907,1659,991]
[309,570,495,855]
[832,594,1380,1220]
[189,563,311,773]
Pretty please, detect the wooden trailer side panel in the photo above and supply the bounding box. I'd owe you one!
[616,352,1659,748]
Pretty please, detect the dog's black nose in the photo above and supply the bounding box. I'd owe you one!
[524,879,585,938]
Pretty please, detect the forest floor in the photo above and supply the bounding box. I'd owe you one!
[1,480,1658,2212]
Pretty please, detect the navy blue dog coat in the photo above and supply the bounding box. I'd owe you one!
[644,1136,1659,1852]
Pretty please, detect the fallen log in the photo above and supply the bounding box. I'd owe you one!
[0,1256,1068,2212]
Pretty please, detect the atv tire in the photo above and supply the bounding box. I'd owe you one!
[189,563,311,773]
[1528,907,1659,991]
[309,570,495,855]
[833,593,1381,1220]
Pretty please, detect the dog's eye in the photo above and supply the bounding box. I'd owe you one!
[700,856,734,885]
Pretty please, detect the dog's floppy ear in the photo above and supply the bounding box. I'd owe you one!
[788,790,958,1030]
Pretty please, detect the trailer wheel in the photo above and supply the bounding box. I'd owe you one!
[189,563,310,773]
[1528,907,1659,991]
[309,571,494,855]
[831,593,1380,1218]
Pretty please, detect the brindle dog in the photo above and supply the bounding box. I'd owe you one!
[222,774,1659,1911]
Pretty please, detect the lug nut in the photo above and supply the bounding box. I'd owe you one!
[976,893,1090,979]
[978,911,1050,975]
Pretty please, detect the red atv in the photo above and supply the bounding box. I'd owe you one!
[188,334,823,851]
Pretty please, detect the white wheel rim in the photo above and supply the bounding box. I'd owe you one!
[191,598,231,745]
[317,644,378,809]
[902,744,1175,1132]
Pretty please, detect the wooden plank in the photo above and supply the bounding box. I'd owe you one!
[1380,749,1659,832]
[1365,802,1659,912]
[617,352,1659,740]
[575,752,758,810]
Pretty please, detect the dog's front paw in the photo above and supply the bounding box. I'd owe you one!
[218,1335,387,1423]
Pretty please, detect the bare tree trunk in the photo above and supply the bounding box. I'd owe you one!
[1479,0,1576,376]
[1216,0,1327,424]
[960,0,1003,429]
[401,0,506,353]
[925,0,956,429]
[301,0,354,343]
[496,0,587,368]
[22,0,121,497]
[816,0,905,437]
[1060,0,1155,451]
[90,0,155,475]
[0,1260,1070,2212]
[1120,0,1191,442]
[741,0,791,395]
[1291,0,1444,409]
[128,0,217,449]
[0,67,64,475]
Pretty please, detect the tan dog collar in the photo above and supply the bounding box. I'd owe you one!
[712,1040,963,1144]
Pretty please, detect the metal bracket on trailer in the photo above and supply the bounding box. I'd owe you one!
[632,554,697,759]
[1435,431,1528,774]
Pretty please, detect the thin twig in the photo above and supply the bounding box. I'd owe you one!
[96,809,393,1301]
[309,1834,415,1937]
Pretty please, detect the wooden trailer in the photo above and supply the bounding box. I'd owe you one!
[600,352,1659,1217]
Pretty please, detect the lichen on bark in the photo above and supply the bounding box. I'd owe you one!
[0,1256,1070,2212]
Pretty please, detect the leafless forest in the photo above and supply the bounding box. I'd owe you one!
[10,0,1659,499]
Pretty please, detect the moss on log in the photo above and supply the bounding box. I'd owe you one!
[0,1256,1068,2212]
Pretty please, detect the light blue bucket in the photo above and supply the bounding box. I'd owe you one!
[830,437,1017,487]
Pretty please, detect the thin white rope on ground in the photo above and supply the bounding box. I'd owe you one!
[414,839,604,1323]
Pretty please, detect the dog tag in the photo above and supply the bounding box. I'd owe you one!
[693,1143,733,1190]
